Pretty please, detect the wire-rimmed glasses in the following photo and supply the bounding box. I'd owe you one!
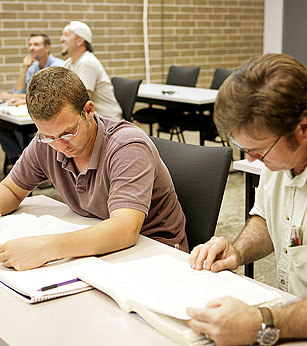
[229,136,281,162]
[36,112,83,144]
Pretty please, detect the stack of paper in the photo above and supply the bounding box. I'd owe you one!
[0,104,29,117]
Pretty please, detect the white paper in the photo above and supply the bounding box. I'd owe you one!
[0,212,90,244]
[76,254,282,320]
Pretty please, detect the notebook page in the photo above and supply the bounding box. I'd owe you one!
[0,257,98,300]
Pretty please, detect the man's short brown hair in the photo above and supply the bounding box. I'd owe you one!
[214,53,307,140]
[26,66,90,120]
[30,33,51,46]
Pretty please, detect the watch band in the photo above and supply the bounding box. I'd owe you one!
[258,307,275,327]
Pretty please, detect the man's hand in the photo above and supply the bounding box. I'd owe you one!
[186,296,261,346]
[23,55,34,68]
[0,235,57,271]
[0,91,14,101]
[8,98,26,106]
[189,236,242,272]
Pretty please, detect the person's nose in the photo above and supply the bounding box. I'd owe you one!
[246,154,259,163]
[53,139,70,151]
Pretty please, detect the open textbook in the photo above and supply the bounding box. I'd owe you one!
[75,254,283,346]
[0,212,90,244]
[0,212,96,303]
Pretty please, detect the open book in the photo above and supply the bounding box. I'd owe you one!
[0,212,96,303]
[75,254,283,346]
[0,212,90,244]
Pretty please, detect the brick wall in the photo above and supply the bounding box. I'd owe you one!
[0,0,264,92]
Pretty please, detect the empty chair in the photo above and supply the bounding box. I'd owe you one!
[111,77,142,122]
[150,136,232,251]
[133,65,200,136]
[175,67,232,145]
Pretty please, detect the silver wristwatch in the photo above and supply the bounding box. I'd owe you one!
[257,307,280,346]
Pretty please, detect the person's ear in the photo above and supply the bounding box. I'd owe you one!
[83,101,95,118]
[76,37,84,47]
[297,117,307,143]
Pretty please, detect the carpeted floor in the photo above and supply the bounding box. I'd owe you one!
[0,126,277,289]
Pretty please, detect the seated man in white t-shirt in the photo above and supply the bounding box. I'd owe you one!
[60,21,122,121]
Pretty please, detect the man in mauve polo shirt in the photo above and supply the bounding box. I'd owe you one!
[0,66,188,271]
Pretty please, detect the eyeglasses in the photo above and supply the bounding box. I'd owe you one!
[229,136,281,162]
[37,112,83,144]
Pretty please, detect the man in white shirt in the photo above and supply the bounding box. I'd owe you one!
[60,21,122,121]
[187,53,307,345]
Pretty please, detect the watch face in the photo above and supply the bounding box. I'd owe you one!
[259,327,280,346]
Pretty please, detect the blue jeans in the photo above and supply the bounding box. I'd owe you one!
[0,129,34,159]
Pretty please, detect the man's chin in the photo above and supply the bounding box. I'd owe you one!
[61,50,68,57]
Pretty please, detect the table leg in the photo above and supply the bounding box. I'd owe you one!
[244,172,260,278]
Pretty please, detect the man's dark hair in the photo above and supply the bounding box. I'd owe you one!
[214,53,307,140]
[26,66,90,120]
[30,33,51,46]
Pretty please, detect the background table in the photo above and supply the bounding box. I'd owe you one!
[137,83,218,105]
[0,104,36,148]
[0,195,301,346]
[136,83,219,145]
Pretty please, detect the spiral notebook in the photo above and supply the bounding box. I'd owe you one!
[0,212,98,303]
[0,257,98,303]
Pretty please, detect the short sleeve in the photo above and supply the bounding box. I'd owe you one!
[106,142,155,215]
[249,169,266,219]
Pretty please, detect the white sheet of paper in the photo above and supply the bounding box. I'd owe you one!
[0,212,90,244]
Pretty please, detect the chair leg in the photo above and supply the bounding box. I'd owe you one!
[180,130,185,143]
[149,124,153,136]
[169,128,174,141]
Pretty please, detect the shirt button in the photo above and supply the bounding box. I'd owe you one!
[283,248,288,254]
[281,279,285,285]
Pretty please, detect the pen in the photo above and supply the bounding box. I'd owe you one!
[38,278,80,292]
[290,225,301,247]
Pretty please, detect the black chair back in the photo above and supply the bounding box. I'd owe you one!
[150,137,232,251]
[111,77,142,121]
[210,68,232,90]
[166,65,200,87]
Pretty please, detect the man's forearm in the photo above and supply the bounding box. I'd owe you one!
[15,67,28,92]
[48,209,144,263]
[233,215,274,265]
[0,182,23,216]
[274,298,307,339]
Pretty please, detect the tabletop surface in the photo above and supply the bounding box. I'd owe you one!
[0,196,301,346]
[233,159,264,175]
[137,83,219,105]
[0,103,33,125]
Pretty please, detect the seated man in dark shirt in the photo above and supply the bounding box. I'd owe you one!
[0,66,188,271]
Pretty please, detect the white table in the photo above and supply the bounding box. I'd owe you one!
[0,104,36,158]
[233,159,264,176]
[137,83,218,105]
[0,195,301,346]
[0,103,33,126]
[136,83,219,145]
